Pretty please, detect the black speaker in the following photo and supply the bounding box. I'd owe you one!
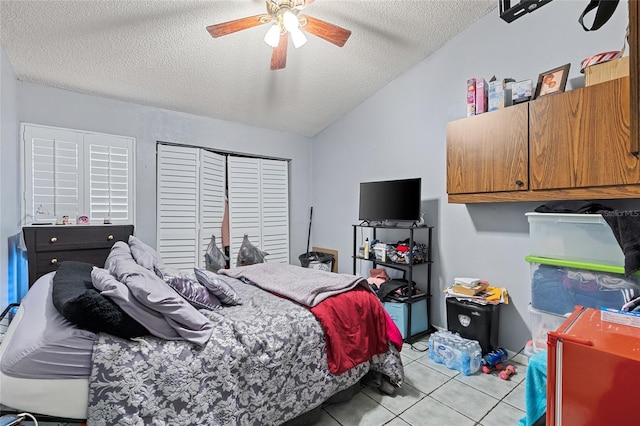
[446,297,500,355]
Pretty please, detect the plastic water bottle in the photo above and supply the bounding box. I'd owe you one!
[428,331,482,375]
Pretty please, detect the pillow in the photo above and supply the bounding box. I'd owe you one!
[194,267,242,306]
[92,267,180,341]
[236,234,269,267]
[51,260,149,339]
[205,234,228,272]
[129,235,164,272]
[166,276,222,310]
[104,241,134,274]
[110,259,213,347]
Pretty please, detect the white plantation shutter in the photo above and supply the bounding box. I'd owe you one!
[228,157,262,265]
[23,124,135,225]
[198,150,226,268]
[157,145,199,271]
[260,159,289,263]
[228,157,289,265]
[86,133,134,223]
[156,145,290,269]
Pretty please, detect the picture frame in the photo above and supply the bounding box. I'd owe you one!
[534,63,571,99]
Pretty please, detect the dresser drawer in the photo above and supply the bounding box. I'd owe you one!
[33,248,113,281]
[23,224,134,286]
[32,225,132,252]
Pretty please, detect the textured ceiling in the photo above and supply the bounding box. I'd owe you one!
[0,0,497,137]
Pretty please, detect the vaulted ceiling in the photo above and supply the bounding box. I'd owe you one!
[0,0,497,137]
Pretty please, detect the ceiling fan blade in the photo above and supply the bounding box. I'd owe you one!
[270,33,289,70]
[299,15,351,47]
[206,14,269,38]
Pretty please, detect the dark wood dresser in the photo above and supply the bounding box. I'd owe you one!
[23,224,134,287]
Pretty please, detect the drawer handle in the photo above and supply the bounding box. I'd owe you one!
[107,234,114,241]
[50,237,58,243]
[50,258,58,265]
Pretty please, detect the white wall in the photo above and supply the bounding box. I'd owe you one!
[16,82,313,270]
[311,0,640,353]
[0,42,18,308]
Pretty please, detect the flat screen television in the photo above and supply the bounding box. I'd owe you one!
[358,178,421,224]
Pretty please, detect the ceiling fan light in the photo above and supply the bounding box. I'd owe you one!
[282,10,300,32]
[264,24,281,48]
[290,28,307,48]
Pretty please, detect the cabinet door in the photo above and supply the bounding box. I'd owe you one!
[446,103,528,194]
[530,77,639,190]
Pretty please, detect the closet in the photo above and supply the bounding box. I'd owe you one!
[156,144,289,271]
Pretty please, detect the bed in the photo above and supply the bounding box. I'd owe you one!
[0,239,403,425]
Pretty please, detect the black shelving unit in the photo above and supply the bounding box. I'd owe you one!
[352,223,434,343]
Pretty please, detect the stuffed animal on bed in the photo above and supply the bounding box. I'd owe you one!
[236,234,268,267]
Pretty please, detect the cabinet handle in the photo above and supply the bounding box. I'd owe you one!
[50,258,58,265]
[50,237,58,243]
[107,234,114,241]
[515,180,524,186]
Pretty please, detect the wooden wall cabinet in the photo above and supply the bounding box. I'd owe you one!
[447,77,640,203]
[446,102,529,195]
[530,76,638,190]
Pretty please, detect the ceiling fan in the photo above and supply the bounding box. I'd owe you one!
[206,0,352,70]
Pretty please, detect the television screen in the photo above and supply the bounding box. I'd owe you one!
[358,178,421,223]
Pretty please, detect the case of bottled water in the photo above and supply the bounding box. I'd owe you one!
[428,330,482,376]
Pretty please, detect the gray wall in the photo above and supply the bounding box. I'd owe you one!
[0,42,18,309]
[13,81,312,277]
[311,0,639,353]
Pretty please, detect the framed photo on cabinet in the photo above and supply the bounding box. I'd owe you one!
[534,63,570,98]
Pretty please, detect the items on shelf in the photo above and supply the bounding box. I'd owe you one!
[353,223,433,342]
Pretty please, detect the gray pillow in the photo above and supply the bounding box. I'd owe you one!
[194,267,242,306]
[129,235,164,272]
[104,241,134,273]
[111,259,213,347]
[92,267,181,341]
[166,276,222,311]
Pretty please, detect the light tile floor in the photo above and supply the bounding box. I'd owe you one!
[316,336,527,426]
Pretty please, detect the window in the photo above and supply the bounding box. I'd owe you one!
[22,123,135,225]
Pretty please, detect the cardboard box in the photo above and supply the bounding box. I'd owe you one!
[488,79,515,111]
[585,56,629,86]
[452,282,489,296]
[475,78,488,114]
[466,78,476,117]
[512,79,532,104]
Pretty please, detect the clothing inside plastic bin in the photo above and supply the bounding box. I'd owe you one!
[531,263,640,316]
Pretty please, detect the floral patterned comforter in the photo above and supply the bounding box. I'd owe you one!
[87,279,403,425]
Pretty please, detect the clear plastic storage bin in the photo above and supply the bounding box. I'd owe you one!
[526,212,623,267]
[527,256,640,316]
[528,304,567,353]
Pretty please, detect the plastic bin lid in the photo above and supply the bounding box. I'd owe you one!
[524,255,637,275]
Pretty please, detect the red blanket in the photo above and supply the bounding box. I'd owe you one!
[310,286,390,374]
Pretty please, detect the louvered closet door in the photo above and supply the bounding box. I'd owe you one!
[228,157,262,266]
[23,125,82,223]
[198,150,226,268]
[260,159,289,263]
[157,145,199,271]
[228,157,289,265]
[85,133,134,224]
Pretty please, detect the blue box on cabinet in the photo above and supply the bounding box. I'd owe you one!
[383,298,428,339]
